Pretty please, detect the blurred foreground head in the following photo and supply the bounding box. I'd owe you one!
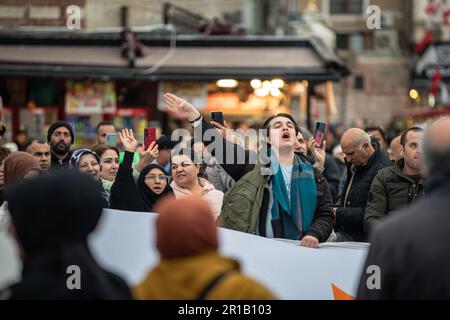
[5,171,131,299]
[155,195,218,259]
[423,117,450,176]
[7,171,104,255]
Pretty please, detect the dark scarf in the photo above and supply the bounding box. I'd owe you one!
[137,164,174,212]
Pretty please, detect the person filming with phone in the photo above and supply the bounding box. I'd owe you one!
[295,127,341,204]
[96,122,117,145]
[163,93,334,248]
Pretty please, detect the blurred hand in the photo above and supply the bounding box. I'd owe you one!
[119,128,138,153]
[300,235,319,248]
[136,141,158,172]
[332,207,337,217]
[164,93,201,122]
[308,138,326,169]
[211,120,241,146]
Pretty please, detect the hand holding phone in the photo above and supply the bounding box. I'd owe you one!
[105,133,118,147]
[144,128,156,151]
[313,121,327,148]
[211,111,224,126]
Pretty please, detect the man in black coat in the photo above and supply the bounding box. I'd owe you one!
[357,117,450,299]
[333,128,392,242]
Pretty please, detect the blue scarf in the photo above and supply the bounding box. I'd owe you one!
[270,152,317,240]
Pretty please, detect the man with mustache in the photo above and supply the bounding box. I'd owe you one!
[26,139,51,172]
[47,121,75,170]
[364,127,425,236]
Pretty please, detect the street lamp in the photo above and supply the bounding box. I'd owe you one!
[216,79,239,88]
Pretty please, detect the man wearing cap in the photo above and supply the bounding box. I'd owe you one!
[47,121,75,170]
[153,135,178,173]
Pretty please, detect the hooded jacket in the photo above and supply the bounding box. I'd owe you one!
[134,252,274,300]
[134,196,274,300]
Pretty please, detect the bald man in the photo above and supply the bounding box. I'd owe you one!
[389,136,403,162]
[333,128,391,242]
[358,117,450,299]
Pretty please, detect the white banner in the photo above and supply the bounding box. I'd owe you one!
[88,209,369,300]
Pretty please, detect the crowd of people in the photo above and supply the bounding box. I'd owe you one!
[0,92,449,299]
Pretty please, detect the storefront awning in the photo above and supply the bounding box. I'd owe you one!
[0,34,349,81]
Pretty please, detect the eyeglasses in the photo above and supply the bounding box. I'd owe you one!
[145,174,168,181]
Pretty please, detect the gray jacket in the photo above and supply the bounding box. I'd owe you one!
[204,157,235,193]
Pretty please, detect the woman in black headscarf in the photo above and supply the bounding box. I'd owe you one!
[137,163,173,212]
[110,129,173,212]
[4,171,131,299]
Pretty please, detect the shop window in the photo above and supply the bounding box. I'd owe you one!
[350,34,364,52]
[28,78,59,106]
[337,33,368,51]
[354,75,365,90]
[336,34,349,50]
[117,81,154,106]
[330,0,363,15]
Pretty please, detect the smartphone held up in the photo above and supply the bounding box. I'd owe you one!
[211,111,225,126]
[144,128,156,150]
[313,122,327,148]
[105,133,118,147]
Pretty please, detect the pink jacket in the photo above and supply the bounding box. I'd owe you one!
[170,178,224,218]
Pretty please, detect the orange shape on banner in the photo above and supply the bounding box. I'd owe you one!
[331,284,355,300]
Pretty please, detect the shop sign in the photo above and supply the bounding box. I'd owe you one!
[65,80,117,114]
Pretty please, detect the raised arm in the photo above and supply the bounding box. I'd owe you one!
[163,93,256,181]
[110,129,143,212]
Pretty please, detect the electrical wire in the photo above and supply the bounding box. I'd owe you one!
[141,24,177,75]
